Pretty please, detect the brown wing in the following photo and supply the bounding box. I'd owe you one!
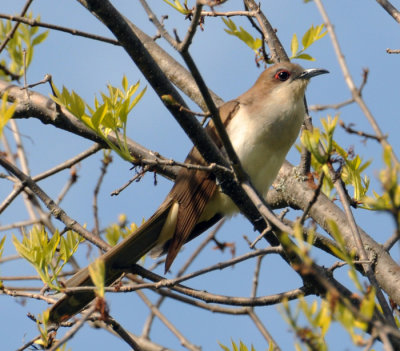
[165,147,217,271]
[164,100,240,271]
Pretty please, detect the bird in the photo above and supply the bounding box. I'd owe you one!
[49,62,328,323]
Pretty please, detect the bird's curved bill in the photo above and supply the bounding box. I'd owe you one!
[297,68,329,80]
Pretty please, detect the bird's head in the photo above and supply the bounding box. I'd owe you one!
[256,62,329,101]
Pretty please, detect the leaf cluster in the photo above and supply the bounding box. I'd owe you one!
[0,92,16,136]
[301,115,370,202]
[12,227,83,289]
[219,340,257,351]
[290,24,327,61]
[163,0,190,15]
[222,18,263,56]
[88,258,105,298]
[364,146,400,224]
[51,76,146,162]
[222,19,326,63]
[0,14,48,80]
[281,288,376,351]
[105,219,141,246]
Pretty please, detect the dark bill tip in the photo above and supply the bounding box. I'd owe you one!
[297,68,329,80]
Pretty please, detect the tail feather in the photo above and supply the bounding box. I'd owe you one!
[49,199,173,323]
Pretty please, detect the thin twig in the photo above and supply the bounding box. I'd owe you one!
[251,256,263,297]
[106,316,143,351]
[139,0,178,48]
[66,246,283,295]
[315,0,398,163]
[383,231,399,251]
[0,287,57,303]
[333,174,396,327]
[131,264,308,307]
[34,144,103,182]
[55,167,78,205]
[0,0,33,54]
[0,271,74,280]
[48,304,97,351]
[9,120,38,221]
[243,0,289,63]
[0,12,120,46]
[151,246,282,289]
[0,254,20,263]
[111,165,148,196]
[136,290,201,351]
[141,157,230,174]
[0,62,21,81]
[0,218,40,232]
[195,9,258,17]
[299,172,325,224]
[0,155,111,251]
[247,309,282,351]
[142,220,224,338]
[179,2,203,52]
[249,224,273,249]
[376,0,400,23]
[0,144,102,214]
[310,68,369,112]
[387,48,400,54]
[339,120,385,142]
[93,154,111,235]
[20,73,52,90]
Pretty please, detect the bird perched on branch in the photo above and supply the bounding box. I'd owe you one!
[49,62,328,323]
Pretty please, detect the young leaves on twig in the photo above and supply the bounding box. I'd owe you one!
[88,258,105,298]
[364,146,400,224]
[163,0,190,15]
[0,92,16,136]
[301,115,370,202]
[222,18,263,56]
[12,227,83,289]
[105,220,141,246]
[290,24,327,61]
[0,13,49,81]
[219,340,256,351]
[51,76,146,162]
[222,19,326,64]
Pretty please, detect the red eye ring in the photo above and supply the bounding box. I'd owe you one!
[274,70,291,81]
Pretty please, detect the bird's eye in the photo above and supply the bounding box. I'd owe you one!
[275,70,291,81]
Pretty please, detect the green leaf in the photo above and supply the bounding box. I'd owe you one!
[129,85,147,111]
[0,92,16,136]
[290,24,326,62]
[70,91,86,117]
[91,103,108,130]
[222,18,261,53]
[383,145,393,167]
[122,75,128,92]
[295,53,315,61]
[162,0,189,15]
[32,30,49,46]
[51,78,146,162]
[88,259,105,298]
[0,235,5,259]
[302,26,314,49]
[239,341,248,351]
[231,340,238,351]
[291,33,299,57]
[218,342,231,351]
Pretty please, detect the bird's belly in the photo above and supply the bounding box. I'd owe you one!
[200,102,303,222]
[200,141,286,222]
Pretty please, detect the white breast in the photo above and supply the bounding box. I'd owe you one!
[200,94,305,221]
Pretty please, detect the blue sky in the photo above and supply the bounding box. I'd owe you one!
[1,1,399,350]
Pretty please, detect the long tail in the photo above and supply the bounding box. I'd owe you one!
[49,200,173,323]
